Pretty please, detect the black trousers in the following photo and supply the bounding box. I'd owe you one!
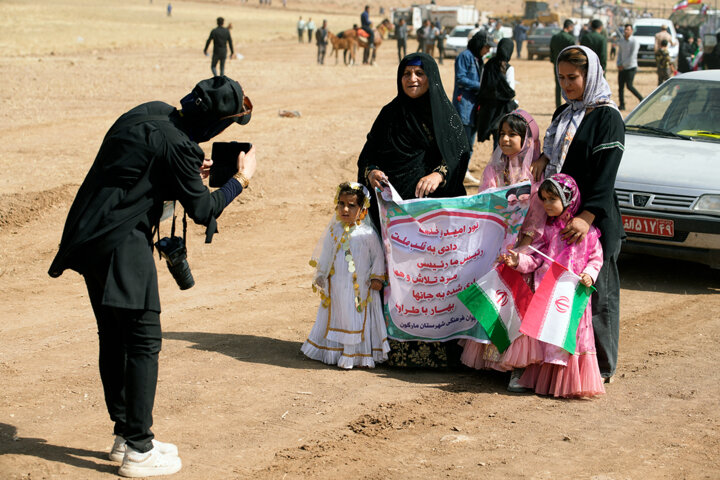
[592,239,621,378]
[618,67,643,108]
[397,39,406,62]
[317,44,326,64]
[211,54,227,76]
[84,268,162,453]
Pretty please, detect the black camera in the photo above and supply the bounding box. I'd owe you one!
[155,236,195,290]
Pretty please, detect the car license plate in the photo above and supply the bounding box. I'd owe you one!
[623,215,674,237]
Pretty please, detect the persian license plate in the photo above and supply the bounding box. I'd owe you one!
[622,215,674,237]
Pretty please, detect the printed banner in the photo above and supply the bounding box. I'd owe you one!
[377,182,529,342]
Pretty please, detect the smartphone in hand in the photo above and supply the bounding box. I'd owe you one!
[209,141,252,187]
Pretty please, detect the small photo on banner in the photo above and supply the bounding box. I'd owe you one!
[377,181,530,343]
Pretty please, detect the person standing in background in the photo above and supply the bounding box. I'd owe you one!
[677,33,694,73]
[361,5,375,47]
[436,26,446,64]
[395,18,408,62]
[297,16,306,43]
[452,31,492,182]
[513,21,528,58]
[616,23,643,111]
[580,19,607,73]
[204,17,235,77]
[306,18,316,44]
[550,20,576,108]
[655,39,675,85]
[315,20,328,65]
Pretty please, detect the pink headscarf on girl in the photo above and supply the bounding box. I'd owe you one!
[536,173,602,278]
[479,109,546,241]
[479,109,540,190]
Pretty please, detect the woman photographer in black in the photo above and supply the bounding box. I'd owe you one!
[49,76,256,477]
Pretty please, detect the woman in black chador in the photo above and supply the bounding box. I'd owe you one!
[357,52,470,368]
[476,38,517,148]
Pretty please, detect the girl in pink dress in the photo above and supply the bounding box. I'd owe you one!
[499,173,605,398]
[461,110,546,386]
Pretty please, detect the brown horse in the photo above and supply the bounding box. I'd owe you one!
[340,19,392,65]
[328,32,357,65]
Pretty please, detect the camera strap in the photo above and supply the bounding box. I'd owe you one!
[155,201,189,260]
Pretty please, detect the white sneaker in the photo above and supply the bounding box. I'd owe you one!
[118,445,182,478]
[507,368,529,393]
[109,436,179,463]
[464,171,480,184]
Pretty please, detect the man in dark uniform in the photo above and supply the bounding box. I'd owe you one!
[550,19,576,108]
[580,19,607,73]
[48,76,256,478]
[204,17,235,76]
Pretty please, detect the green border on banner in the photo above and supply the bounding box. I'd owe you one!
[385,182,530,218]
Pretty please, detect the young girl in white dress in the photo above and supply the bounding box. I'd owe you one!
[301,182,390,369]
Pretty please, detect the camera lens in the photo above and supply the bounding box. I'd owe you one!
[167,258,195,290]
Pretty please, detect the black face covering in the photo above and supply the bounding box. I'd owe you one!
[177,76,250,143]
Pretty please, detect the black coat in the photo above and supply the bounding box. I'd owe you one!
[49,102,228,311]
[555,104,626,256]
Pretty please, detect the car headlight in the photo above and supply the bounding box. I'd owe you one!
[693,195,720,215]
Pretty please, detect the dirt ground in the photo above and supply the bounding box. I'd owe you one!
[1,1,719,479]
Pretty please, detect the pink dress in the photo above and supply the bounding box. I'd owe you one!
[461,109,546,371]
[514,175,605,398]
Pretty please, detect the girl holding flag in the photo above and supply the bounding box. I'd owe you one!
[499,174,605,398]
[460,109,547,385]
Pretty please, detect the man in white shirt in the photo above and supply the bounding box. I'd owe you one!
[617,23,643,111]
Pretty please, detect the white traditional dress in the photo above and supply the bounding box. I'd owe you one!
[301,219,390,369]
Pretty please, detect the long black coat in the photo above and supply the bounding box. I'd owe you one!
[49,102,228,311]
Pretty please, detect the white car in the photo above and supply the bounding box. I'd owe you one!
[633,18,679,65]
[615,70,720,269]
[443,25,475,58]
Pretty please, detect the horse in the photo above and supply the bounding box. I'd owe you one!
[328,32,357,66]
[340,20,392,65]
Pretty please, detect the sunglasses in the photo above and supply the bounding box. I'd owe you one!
[220,95,253,121]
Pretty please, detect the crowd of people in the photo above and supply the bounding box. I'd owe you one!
[50,8,720,478]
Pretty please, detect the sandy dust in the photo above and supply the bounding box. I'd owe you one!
[1,1,719,479]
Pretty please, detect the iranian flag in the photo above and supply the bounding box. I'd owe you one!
[458,264,533,353]
[520,261,594,354]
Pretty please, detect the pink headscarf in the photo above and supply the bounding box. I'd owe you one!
[535,173,602,280]
[479,109,546,241]
[479,109,540,190]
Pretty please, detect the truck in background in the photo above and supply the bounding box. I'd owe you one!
[389,4,479,37]
[633,18,679,66]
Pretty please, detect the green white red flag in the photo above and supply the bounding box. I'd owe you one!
[457,264,533,353]
[519,260,594,354]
